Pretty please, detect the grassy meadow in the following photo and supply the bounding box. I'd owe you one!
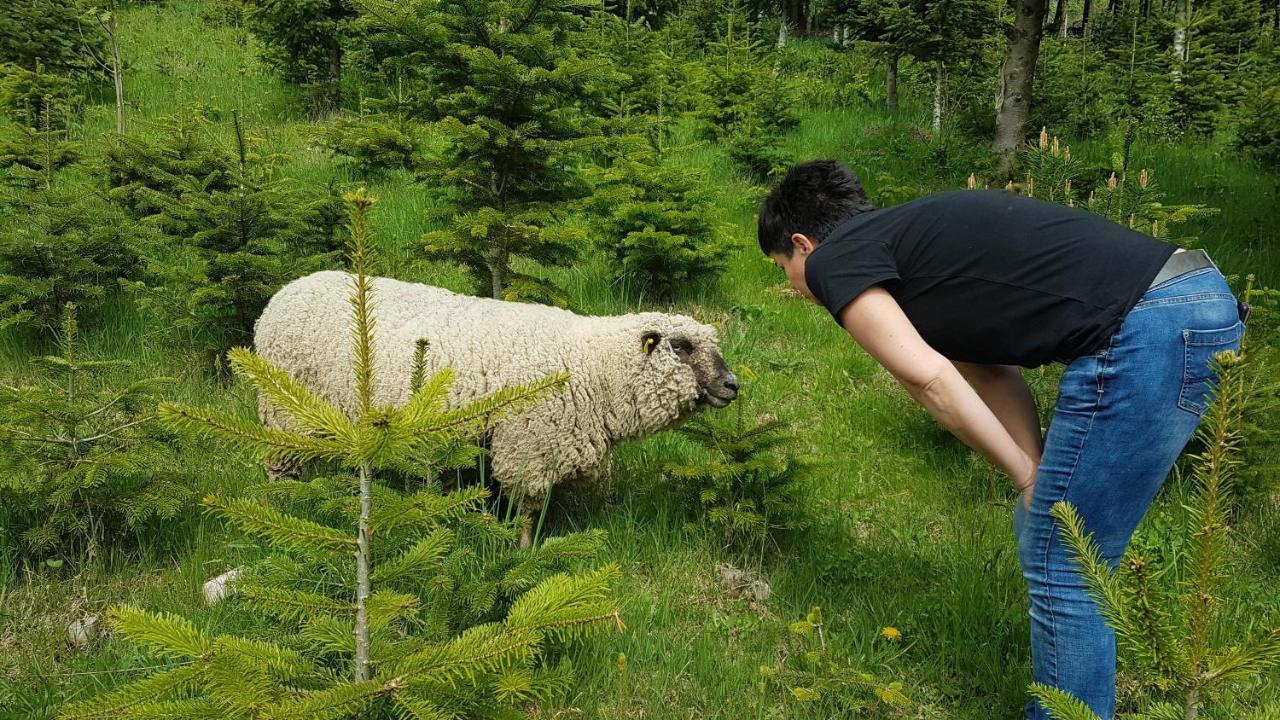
[2,1,1279,718]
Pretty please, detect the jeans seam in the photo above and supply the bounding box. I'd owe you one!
[1130,292,1235,312]
[1040,352,1107,694]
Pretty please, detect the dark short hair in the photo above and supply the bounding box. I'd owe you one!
[757,160,875,256]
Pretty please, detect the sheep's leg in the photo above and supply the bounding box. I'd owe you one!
[517,496,541,550]
[258,398,304,481]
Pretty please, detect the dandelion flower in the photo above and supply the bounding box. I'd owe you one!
[881,626,903,641]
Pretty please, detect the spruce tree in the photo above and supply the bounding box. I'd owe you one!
[585,148,728,299]
[694,22,800,180]
[359,0,622,304]
[665,376,808,558]
[58,189,622,720]
[110,111,343,363]
[1038,351,1280,720]
[0,0,107,75]
[0,94,147,335]
[0,304,188,560]
[244,0,356,110]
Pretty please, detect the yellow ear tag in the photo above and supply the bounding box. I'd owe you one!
[643,336,656,353]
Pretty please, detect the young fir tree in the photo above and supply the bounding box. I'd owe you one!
[694,19,800,180]
[1035,351,1280,720]
[357,0,621,305]
[0,0,107,75]
[244,0,356,110]
[103,108,236,219]
[834,0,925,111]
[111,111,342,364]
[665,371,808,558]
[59,189,622,720]
[585,146,728,299]
[0,92,148,335]
[0,304,187,560]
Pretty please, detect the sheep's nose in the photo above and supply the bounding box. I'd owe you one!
[723,375,739,396]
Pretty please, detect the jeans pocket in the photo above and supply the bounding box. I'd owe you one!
[1178,321,1245,416]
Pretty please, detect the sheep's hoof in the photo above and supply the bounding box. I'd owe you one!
[518,524,532,550]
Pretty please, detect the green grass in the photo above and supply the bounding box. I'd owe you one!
[3,2,1279,718]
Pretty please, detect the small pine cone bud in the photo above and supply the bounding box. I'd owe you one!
[1128,213,1136,228]
[967,173,976,189]
[1063,146,1071,161]
[1107,173,1118,190]
[1088,191,1095,204]
[1139,169,1150,189]
[1039,127,1048,149]
[1051,137,1060,156]
[1027,176,1034,196]
[1064,179,1071,194]
[1005,180,1015,192]
[1152,220,1159,236]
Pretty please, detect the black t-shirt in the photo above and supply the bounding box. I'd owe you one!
[804,189,1176,368]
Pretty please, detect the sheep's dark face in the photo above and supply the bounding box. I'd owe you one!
[641,330,739,409]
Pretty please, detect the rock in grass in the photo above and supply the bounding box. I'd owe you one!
[202,567,242,606]
[715,563,772,607]
[65,613,103,650]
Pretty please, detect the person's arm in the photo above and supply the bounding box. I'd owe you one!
[953,361,1044,466]
[838,287,1038,502]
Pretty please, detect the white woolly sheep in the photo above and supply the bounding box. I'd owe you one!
[253,271,739,546]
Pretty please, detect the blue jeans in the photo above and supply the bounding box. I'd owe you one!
[1012,265,1245,719]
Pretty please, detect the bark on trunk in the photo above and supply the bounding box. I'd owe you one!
[327,39,343,110]
[107,1,124,134]
[1172,0,1190,79]
[1185,685,1200,720]
[354,461,372,681]
[886,52,900,110]
[777,15,788,47]
[932,61,944,131]
[1051,0,1068,35]
[1082,0,1093,36]
[489,256,506,300]
[992,0,1050,175]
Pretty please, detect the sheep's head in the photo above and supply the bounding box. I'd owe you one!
[609,313,737,438]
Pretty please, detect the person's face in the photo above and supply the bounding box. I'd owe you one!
[769,233,818,303]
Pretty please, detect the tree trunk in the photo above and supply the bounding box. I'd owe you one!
[1082,0,1093,36]
[489,256,506,300]
[354,461,372,681]
[886,51,900,110]
[777,14,789,47]
[327,38,343,110]
[992,0,1049,174]
[1185,685,1200,720]
[1172,0,1190,78]
[1051,0,1068,35]
[932,61,944,131]
[107,0,124,134]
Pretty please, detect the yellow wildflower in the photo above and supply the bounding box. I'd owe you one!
[880,626,903,641]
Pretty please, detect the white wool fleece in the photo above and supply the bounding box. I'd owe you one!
[254,271,725,501]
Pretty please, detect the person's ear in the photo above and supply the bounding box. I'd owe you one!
[790,233,815,256]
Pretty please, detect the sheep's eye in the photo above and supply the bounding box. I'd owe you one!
[671,339,693,355]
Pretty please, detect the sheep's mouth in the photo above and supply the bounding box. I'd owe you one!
[697,389,738,408]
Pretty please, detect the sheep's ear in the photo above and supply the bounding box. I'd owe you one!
[640,331,662,355]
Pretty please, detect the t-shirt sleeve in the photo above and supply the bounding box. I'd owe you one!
[804,238,901,322]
